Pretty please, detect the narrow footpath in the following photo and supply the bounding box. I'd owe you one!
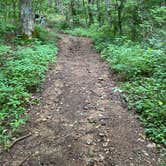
[0,35,162,166]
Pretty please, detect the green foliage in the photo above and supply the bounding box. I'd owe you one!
[0,42,57,146]
[6,44,56,88]
[96,38,166,146]
[0,45,11,55]
[0,45,12,66]
[123,77,166,145]
[34,25,58,44]
[55,20,72,30]
[0,21,16,35]
[12,26,58,47]
[103,43,164,78]
[63,24,99,37]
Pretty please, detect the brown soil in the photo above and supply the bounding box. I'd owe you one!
[0,35,163,166]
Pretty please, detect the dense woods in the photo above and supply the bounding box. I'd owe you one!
[0,0,165,150]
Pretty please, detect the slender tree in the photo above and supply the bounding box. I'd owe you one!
[88,0,94,25]
[20,0,34,38]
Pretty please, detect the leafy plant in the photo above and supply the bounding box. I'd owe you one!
[0,42,58,146]
[95,38,166,146]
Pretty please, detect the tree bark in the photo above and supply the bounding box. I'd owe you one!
[116,0,125,35]
[82,0,88,25]
[96,0,103,27]
[104,0,111,26]
[57,0,64,15]
[88,0,94,25]
[20,0,34,38]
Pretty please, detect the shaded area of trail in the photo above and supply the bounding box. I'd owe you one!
[0,35,162,166]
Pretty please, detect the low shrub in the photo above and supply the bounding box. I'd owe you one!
[0,45,12,66]
[63,24,99,37]
[98,39,166,146]
[0,42,58,146]
[0,21,16,34]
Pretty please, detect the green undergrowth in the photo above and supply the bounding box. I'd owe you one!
[100,40,166,147]
[63,25,166,147]
[63,24,98,37]
[0,20,16,35]
[0,27,58,147]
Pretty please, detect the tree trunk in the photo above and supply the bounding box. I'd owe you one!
[12,0,17,24]
[70,0,78,25]
[57,0,64,15]
[82,0,88,25]
[104,0,111,26]
[117,0,124,35]
[88,0,94,25]
[20,0,34,38]
[96,0,102,27]
[131,6,138,41]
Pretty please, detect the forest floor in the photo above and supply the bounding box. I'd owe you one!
[0,34,163,166]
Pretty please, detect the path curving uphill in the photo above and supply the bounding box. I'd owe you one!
[0,35,162,166]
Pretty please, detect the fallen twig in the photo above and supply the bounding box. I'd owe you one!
[18,153,33,166]
[9,133,32,149]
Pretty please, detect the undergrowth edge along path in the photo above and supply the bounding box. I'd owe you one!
[0,34,163,166]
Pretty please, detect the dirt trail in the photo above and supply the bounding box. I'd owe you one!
[0,35,162,166]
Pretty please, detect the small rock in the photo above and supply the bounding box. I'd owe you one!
[95,125,100,129]
[88,149,95,157]
[68,145,71,148]
[142,150,149,156]
[147,143,156,148]
[98,77,104,81]
[100,96,104,99]
[99,133,106,137]
[74,136,79,140]
[35,151,39,154]
[103,142,108,147]
[84,106,89,110]
[99,114,103,117]
[137,138,144,142]
[100,120,106,126]
[110,146,115,150]
[88,159,96,166]
[80,112,84,116]
[88,118,97,124]
[47,116,52,119]
[104,148,109,153]
[139,133,146,140]
[106,150,109,154]
[99,154,105,162]
[42,118,47,122]
[69,124,74,127]
[99,108,105,112]
[96,138,101,143]
[34,131,39,136]
[86,139,93,145]
[146,160,151,164]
